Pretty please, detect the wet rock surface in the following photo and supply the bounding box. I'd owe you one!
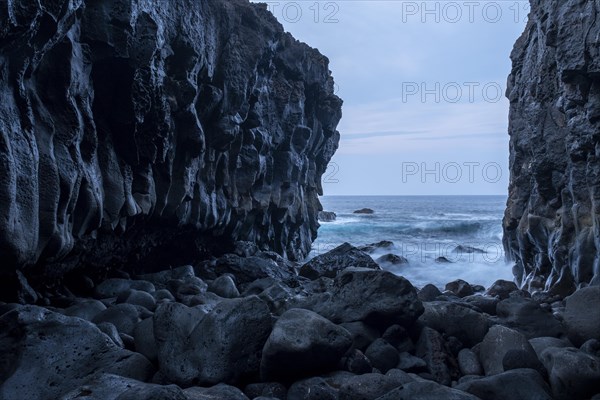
[0,244,598,399]
[503,0,600,293]
[0,0,342,287]
[299,243,380,280]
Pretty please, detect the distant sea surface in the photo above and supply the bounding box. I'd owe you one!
[309,195,514,290]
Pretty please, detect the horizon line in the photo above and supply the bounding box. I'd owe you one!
[319,194,508,197]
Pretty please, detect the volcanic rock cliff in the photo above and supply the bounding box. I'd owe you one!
[504,0,600,294]
[0,0,342,278]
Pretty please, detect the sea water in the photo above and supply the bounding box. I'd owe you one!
[309,195,515,290]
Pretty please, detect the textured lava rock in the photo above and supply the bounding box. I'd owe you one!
[495,296,564,339]
[503,0,600,293]
[154,295,272,386]
[299,243,380,280]
[455,368,553,400]
[479,325,540,376]
[338,373,409,400]
[60,374,189,400]
[0,0,342,283]
[0,306,154,400]
[260,308,352,381]
[375,381,481,400]
[365,338,400,374]
[539,346,600,400]
[292,268,423,328]
[416,327,456,386]
[562,285,600,346]
[419,301,489,347]
[318,211,337,222]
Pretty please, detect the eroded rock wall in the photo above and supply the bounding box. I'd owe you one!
[0,0,342,275]
[504,0,600,294]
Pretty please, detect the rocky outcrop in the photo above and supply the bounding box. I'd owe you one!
[0,0,341,281]
[504,0,600,294]
[2,244,598,399]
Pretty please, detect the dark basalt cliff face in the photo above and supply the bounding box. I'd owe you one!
[504,0,600,294]
[0,0,342,276]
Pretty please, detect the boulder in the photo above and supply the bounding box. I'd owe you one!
[208,275,240,298]
[397,352,427,372]
[318,211,337,222]
[416,327,456,386]
[528,336,572,359]
[293,268,423,328]
[485,280,518,299]
[539,346,600,400]
[154,296,272,386]
[445,280,474,298]
[0,306,154,400]
[184,384,250,400]
[244,382,287,400]
[244,382,287,399]
[300,243,380,280]
[455,368,552,400]
[94,279,155,299]
[365,339,399,373]
[419,301,489,346]
[287,377,338,400]
[64,300,107,321]
[462,295,499,315]
[353,208,375,214]
[418,284,442,302]
[215,254,296,284]
[343,349,373,374]
[189,296,273,385]
[458,348,483,376]
[359,241,395,253]
[260,308,352,381]
[382,324,414,353]
[60,374,187,400]
[452,245,486,254]
[496,296,564,339]
[375,381,481,400]
[153,302,208,386]
[376,254,409,266]
[133,317,158,363]
[581,338,600,357]
[479,325,540,376]
[92,304,145,336]
[97,322,125,348]
[137,266,196,288]
[562,286,600,346]
[338,373,408,400]
[340,321,380,351]
[116,289,157,311]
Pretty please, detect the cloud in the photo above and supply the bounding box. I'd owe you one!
[340,130,429,141]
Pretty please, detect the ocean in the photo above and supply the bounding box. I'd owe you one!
[309,195,515,290]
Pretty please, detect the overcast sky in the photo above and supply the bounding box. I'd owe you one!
[253,1,529,195]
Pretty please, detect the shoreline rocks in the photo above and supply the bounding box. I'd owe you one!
[318,211,337,222]
[2,244,598,400]
[503,0,600,293]
[353,208,375,214]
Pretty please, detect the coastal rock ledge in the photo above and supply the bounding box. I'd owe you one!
[0,0,342,282]
[504,0,600,294]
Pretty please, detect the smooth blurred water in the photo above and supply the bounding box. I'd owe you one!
[309,195,515,290]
